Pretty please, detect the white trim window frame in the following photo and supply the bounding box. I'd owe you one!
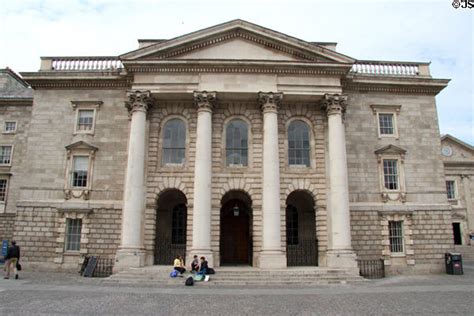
[70,155,90,188]
[64,218,83,252]
[0,177,9,212]
[382,158,400,191]
[71,101,102,135]
[0,145,13,166]
[3,121,17,134]
[370,105,401,139]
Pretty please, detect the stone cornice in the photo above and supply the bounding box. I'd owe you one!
[122,60,352,76]
[0,98,33,106]
[20,72,131,89]
[342,75,449,96]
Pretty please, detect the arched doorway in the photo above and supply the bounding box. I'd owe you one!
[154,189,187,265]
[220,190,253,265]
[286,190,318,266]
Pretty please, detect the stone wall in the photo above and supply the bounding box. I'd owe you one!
[351,210,383,259]
[0,213,15,242]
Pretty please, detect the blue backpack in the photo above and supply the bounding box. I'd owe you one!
[170,270,178,278]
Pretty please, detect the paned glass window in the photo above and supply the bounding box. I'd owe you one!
[0,179,7,202]
[71,156,89,187]
[225,119,248,166]
[65,218,82,251]
[383,159,399,190]
[288,120,310,166]
[77,110,94,131]
[379,113,394,135]
[162,119,186,165]
[4,122,17,133]
[0,146,12,165]
[446,181,456,200]
[389,221,404,253]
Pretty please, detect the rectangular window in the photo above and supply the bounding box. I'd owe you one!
[0,179,7,202]
[77,110,94,131]
[65,218,82,251]
[3,122,17,133]
[71,156,89,187]
[0,146,12,165]
[389,221,404,253]
[383,159,399,190]
[446,181,456,200]
[379,113,394,135]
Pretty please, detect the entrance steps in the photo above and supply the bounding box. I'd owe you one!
[454,245,474,261]
[107,266,366,286]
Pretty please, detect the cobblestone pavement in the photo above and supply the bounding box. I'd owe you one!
[1,262,473,315]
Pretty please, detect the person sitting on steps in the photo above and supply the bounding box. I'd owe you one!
[173,255,186,276]
[198,256,208,275]
[191,255,199,273]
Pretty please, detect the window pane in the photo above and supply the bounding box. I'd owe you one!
[383,159,399,190]
[225,119,248,166]
[65,218,82,251]
[162,119,186,164]
[389,221,404,253]
[379,114,394,135]
[171,204,187,244]
[4,122,16,132]
[0,146,12,164]
[72,156,89,187]
[0,179,7,201]
[288,120,310,166]
[77,110,94,131]
[446,181,456,200]
[286,205,299,245]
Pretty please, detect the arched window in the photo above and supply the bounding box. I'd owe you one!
[288,120,310,166]
[162,119,186,165]
[225,119,248,166]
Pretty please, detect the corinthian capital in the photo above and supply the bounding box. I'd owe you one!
[193,91,216,112]
[321,94,347,116]
[258,92,283,113]
[125,90,153,113]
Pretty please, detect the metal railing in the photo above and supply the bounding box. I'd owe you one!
[154,242,186,265]
[287,239,318,266]
[357,258,385,279]
[79,256,114,278]
[351,61,420,76]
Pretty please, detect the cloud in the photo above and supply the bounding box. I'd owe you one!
[0,0,472,143]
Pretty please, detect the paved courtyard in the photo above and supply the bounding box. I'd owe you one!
[1,262,473,315]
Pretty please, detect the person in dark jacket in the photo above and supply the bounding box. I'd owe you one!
[199,256,208,275]
[4,240,20,279]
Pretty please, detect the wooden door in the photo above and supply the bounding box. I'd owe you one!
[220,203,249,265]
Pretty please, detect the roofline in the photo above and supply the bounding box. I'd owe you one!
[441,134,474,151]
[0,67,30,88]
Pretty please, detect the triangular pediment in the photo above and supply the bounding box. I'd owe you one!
[374,144,407,155]
[121,20,354,64]
[65,141,98,152]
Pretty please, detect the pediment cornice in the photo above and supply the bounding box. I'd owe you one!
[120,20,355,64]
[374,144,407,156]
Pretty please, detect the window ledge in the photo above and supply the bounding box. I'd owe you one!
[163,163,185,168]
[390,253,406,258]
[64,251,81,256]
[2,132,16,135]
[289,164,310,169]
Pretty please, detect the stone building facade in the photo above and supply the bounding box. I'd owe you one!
[0,20,460,274]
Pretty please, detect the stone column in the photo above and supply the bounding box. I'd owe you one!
[322,93,357,269]
[461,176,474,242]
[258,92,286,268]
[115,90,152,271]
[189,91,216,267]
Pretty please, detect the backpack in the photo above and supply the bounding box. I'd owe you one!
[207,268,215,275]
[170,270,178,278]
[185,276,194,286]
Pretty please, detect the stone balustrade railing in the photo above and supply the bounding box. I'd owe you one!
[41,57,123,71]
[351,61,430,76]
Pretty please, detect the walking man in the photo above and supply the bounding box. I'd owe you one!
[3,240,20,279]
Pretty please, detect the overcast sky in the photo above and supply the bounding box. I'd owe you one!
[1,0,472,144]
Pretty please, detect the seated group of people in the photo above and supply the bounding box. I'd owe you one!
[173,255,208,275]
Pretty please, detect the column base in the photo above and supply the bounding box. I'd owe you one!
[258,251,287,269]
[188,249,215,268]
[113,248,146,273]
[326,249,358,272]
